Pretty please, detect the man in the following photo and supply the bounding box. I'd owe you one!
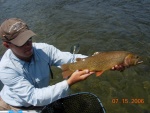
[0,18,123,110]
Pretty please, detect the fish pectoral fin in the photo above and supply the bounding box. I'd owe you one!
[62,70,73,79]
[96,71,104,76]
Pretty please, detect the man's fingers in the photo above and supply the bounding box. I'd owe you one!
[67,70,95,86]
[111,64,125,71]
[79,70,94,80]
[75,69,89,75]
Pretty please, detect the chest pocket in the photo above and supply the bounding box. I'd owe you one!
[32,62,50,88]
[23,60,51,88]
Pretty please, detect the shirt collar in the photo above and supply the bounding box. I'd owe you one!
[10,47,39,67]
[10,51,25,66]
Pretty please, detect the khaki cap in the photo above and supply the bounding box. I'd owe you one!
[0,18,36,46]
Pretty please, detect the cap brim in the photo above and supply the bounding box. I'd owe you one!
[10,30,36,46]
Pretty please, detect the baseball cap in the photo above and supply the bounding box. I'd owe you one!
[0,18,36,47]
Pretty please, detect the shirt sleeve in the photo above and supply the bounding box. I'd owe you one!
[0,43,87,107]
[0,67,69,106]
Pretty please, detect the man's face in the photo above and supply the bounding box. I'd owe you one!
[4,38,33,60]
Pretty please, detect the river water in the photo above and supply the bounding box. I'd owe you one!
[0,0,150,113]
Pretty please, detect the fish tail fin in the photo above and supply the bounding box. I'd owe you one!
[61,64,73,78]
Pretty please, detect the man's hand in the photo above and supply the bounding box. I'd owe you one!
[67,70,94,86]
[111,64,126,72]
[67,64,126,86]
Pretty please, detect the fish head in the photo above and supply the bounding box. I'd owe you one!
[124,53,143,66]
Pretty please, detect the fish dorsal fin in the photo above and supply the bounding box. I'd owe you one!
[92,52,102,56]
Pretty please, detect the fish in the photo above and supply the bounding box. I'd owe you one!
[61,51,143,78]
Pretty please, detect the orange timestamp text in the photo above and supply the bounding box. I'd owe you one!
[112,98,144,104]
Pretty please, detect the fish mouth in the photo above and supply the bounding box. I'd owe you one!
[137,61,143,64]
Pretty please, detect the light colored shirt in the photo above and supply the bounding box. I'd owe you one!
[0,43,86,107]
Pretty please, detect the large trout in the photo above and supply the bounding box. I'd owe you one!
[61,51,143,78]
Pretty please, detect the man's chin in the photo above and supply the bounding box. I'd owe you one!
[25,49,33,57]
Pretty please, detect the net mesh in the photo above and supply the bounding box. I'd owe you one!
[41,92,106,113]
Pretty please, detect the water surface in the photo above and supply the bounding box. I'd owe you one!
[0,0,150,112]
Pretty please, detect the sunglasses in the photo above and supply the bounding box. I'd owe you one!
[6,37,32,48]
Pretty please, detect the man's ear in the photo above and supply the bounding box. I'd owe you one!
[3,42,10,48]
